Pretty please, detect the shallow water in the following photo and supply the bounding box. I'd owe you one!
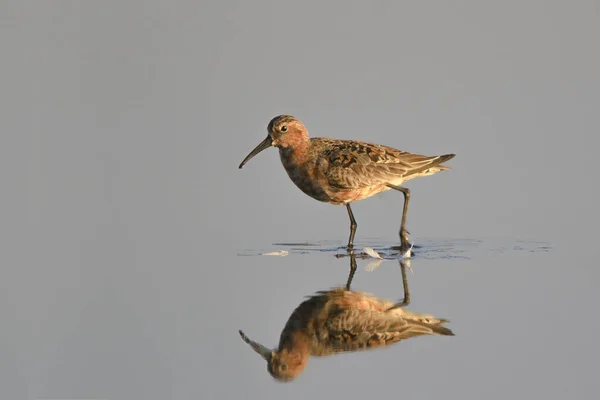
[229,235,594,398]
[239,237,551,259]
[6,229,592,399]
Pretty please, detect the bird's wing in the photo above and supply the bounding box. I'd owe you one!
[320,140,452,189]
[322,308,448,353]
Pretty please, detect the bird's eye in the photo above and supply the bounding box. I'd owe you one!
[281,125,288,132]
[280,363,288,371]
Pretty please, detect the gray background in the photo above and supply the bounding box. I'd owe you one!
[1,1,599,399]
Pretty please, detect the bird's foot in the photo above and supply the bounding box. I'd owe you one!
[398,229,414,258]
[391,241,414,257]
[399,241,414,258]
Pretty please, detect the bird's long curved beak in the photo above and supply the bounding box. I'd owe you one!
[239,330,272,362]
[239,136,273,169]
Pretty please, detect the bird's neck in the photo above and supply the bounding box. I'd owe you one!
[277,330,311,370]
[278,137,311,167]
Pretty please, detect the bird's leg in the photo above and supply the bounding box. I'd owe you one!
[386,184,411,254]
[345,251,357,290]
[388,259,411,310]
[345,203,357,249]
[398,260,411,306]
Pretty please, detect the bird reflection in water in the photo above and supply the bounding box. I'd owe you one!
[239,252,454,382]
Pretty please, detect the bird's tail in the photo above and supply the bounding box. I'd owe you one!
[416,153,455,174]
[430,153,455,171]
[426,323,455,336]
[392,153,456,183]
[393,308,455,336]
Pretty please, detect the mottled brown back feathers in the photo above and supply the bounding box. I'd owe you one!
[313,138,455,190]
